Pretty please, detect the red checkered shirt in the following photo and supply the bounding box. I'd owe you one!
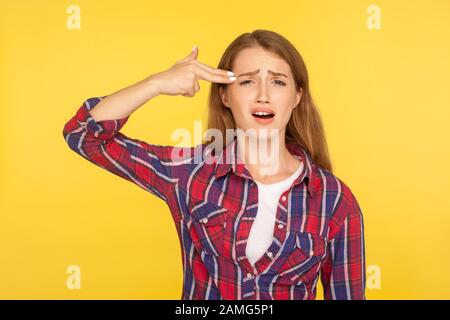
[63,96,366,300]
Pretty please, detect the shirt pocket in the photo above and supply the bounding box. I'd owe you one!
[188,202,229,257]
[276,231,327,286]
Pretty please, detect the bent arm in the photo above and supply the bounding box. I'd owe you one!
[87,75,159,122]
[62,76,191,207]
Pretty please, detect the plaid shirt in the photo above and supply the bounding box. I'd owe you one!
[63,96,366,300]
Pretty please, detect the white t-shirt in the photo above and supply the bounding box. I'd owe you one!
[245,161,304,266]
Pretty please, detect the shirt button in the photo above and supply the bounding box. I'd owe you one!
[201,218,208,224]
[246,273,253,280]
[281,195,287,202]
[267,251,273,258]
[278,224,284,229]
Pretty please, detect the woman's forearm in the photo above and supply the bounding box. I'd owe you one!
[88,75,160,122]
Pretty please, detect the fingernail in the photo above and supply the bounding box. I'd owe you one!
[192,45,197,52]
[229,76,236,81]
[227,71,235,76]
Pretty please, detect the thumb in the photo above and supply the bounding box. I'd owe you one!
[190,45,198,60]
[178,45,199,64]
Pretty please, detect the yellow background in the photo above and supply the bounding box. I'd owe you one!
[1,0,449,299]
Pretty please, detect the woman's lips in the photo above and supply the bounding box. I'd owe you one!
[252,113,275,124]
[251,107,275,115]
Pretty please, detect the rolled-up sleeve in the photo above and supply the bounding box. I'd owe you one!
[62,96,190,205]
[320,191,366,300]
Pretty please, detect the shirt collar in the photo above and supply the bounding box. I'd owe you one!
[212,135,318,196]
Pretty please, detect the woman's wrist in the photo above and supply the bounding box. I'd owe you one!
[144,74,161,100]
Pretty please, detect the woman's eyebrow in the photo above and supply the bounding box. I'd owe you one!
[237,69,288,78]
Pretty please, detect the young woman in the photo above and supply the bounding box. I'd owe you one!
[63,29,366,300]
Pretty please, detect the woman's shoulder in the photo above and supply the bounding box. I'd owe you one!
[310,162,358,206]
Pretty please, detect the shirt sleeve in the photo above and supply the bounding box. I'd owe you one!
[320,190,366,300]
[62,96,191,205]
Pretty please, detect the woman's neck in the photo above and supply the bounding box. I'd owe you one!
[236,133,301,184]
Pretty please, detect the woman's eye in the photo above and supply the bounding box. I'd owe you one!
[274,80,286,86]
[239,80,253,85]
[239,80,286,86]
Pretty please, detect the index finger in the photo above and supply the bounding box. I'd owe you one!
[194,66,237,84]
[195,60,234,77]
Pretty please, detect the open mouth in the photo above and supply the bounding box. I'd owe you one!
[252,112,275,119]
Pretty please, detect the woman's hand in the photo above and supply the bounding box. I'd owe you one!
[147,46,237,97]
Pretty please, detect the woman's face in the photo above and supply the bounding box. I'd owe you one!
[220,46,302,139]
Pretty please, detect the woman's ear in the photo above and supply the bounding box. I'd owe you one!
[219,86,230,109]
[294,87,303,109]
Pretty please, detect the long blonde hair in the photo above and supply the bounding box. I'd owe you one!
[203,29,333,172]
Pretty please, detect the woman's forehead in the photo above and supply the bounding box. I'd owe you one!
[235,68,289,78]
[232,49,291,76]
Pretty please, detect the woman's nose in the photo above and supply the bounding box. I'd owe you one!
[256,82,270,102]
